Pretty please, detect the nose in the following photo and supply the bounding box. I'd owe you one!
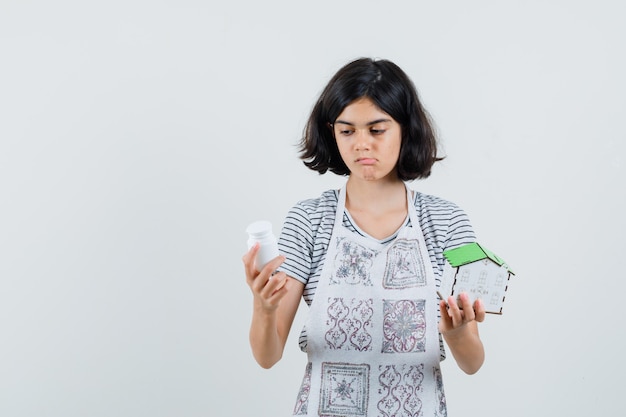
[354,129,372,151]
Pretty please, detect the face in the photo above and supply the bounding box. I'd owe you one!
[333,97,402,182]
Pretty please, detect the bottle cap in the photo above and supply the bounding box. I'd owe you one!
[246,220,272,238]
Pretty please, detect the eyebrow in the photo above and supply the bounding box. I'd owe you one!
[334,118,391,126]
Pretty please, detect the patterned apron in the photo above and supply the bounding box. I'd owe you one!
[292,184,446,417]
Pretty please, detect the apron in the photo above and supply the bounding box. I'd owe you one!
[292,184,447,417]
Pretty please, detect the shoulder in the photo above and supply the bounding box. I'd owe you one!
[410,189,476,249]
[293,189,339,211]
[284,189,338,226]
[280,189,339,248]
[412,190,467,217]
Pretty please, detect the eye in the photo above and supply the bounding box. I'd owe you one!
[370,128,386,135]
[339,129,354,136]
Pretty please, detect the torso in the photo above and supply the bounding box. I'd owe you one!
[291,183,447,416]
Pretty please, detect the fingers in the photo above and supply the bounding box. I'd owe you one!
[243,248,288,307]
[243,244,284,283]
[264,271,288,298]
[264,254,286,275]
[252,256,285,290]
[242,243,260,284]
[446,295,464,328]
[252,270,289,313]
[441,292,484,329]
[439,300,453,331]
[473,298,486,323]
[458,293,476,322]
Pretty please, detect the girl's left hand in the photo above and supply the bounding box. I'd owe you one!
[438,292,485,336]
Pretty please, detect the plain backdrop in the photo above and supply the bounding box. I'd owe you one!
[1,1,624,416]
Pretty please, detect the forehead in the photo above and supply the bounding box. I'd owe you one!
[335,97,393,123]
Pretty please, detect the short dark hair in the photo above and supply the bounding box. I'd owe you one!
[299,57,442,180]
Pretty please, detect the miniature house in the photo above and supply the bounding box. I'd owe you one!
[440,243,515,315]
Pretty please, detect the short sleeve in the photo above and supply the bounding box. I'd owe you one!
[276,202,315,285]
[444,204,477,250]
[275,190,338,289]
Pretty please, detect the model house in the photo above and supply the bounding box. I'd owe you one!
[440,243,515,314]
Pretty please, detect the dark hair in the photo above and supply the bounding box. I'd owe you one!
[299,58,442,180]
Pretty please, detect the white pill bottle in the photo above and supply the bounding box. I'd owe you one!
[246,220,280,271]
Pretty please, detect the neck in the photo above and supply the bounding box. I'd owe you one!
[345,176,406,213]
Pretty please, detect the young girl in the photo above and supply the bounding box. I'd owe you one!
[243,57,485,416]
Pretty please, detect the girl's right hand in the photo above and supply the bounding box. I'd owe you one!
[243,243,288,313]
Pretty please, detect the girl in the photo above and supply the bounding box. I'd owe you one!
[243,57,485,416]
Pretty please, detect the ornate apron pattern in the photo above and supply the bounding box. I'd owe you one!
[383,239,427,289]
[331,237,378,286]
[382,299,427,354]
[377,364,425,417]
[293,362,312,415]
[325,297,374,351]
[319,362,370,417]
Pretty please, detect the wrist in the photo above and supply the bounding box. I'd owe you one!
[442,324,477,344]
[253,298,279,317]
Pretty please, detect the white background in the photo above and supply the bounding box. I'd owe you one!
[1,1,624,416]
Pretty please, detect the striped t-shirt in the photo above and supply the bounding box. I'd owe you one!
[277,188,476,359]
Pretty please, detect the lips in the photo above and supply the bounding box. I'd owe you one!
[356,157,377,165]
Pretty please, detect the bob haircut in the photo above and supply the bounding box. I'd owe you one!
[299,58,442,181]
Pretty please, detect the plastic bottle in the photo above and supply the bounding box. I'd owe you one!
[246,220,280,271]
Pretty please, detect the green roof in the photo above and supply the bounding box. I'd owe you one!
[443,243,515,275]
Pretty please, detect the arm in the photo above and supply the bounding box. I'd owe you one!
[435,200,483,373]
[243,243,304,369]
[439,292,485,375]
